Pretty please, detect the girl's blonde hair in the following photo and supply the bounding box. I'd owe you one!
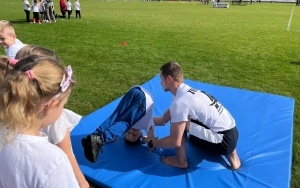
[0,55,76,142]
[0,56,11,84]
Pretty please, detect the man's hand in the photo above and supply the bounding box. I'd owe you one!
[142,136,158,143]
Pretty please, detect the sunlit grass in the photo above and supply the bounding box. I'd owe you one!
[1,1,300,187]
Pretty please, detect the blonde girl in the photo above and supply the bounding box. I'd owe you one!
[12,45,90,188]
[0,55,80,187]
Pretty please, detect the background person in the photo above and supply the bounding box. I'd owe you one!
[74,0,81,19]
[32,0,41,24]
[23,0,31,23]
[66,0,72,19]
[60,0,67,18]
[0,20,25,58]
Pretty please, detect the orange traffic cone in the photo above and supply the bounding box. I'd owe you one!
[121,41,127,46]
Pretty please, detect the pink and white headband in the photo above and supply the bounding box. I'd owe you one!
[60,65,73,92]
[26,65,72,93]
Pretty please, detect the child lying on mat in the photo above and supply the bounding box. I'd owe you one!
[82,85,162,163]
[147,61,241,170]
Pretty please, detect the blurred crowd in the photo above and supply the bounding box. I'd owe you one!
[23,0,81,24]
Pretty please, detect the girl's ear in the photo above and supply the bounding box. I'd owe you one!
[49,99,60,109]
[44,99,60,114]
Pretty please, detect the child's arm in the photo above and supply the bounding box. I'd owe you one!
[57,129,89,188]
[25,1,31,8]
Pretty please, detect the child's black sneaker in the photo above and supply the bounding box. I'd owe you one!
[81,134,103,163]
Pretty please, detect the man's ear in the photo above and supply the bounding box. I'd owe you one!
[167,75,172,82]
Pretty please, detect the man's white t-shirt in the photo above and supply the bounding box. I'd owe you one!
[170,83,235,132]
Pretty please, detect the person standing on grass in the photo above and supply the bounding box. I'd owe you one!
[147,61,241,170]
[44,0,56,23]
[0,55,80,187]
[23,0,31,23]
[39,0,46,22]
[74,0,81,19]
[0,20,25,59]
[66,0,72,19]
[32,0,41,24]
[60,0,67,18]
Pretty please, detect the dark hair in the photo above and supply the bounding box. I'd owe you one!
[124,135,142,145]
[160,61,183,82]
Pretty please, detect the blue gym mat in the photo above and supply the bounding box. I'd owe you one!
[71,74,295,188]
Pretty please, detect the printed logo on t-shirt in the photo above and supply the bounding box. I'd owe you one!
[201,91,224,114]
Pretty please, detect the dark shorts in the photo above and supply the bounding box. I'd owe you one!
[189,126,238,156]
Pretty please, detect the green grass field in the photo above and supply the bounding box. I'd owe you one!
[1,0,300,187]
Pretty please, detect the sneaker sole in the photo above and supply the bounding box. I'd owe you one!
[81,137,97,163]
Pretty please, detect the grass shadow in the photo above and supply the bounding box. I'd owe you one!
[9,19,29,25]
[290,61,300,65]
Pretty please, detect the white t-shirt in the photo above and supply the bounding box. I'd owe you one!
[32,2,39,12]
[39,2,45,12]
[5,39,25,59]
[0,130,79,188]
[170,83,235,132]
[131,86,154,133]
[66,1,72,10]
[40,109,82,145]
[24,0,31,10]
[74,1,80,10]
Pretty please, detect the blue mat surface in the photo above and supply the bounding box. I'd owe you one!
[71,74,295,188]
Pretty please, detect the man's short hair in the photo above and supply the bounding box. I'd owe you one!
[160,61,183,82]
[124,136,142,145]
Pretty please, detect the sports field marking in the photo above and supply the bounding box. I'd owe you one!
[287,5,294,31]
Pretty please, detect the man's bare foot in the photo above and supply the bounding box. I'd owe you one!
[161,156,188,169]
[226,149,241,170]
